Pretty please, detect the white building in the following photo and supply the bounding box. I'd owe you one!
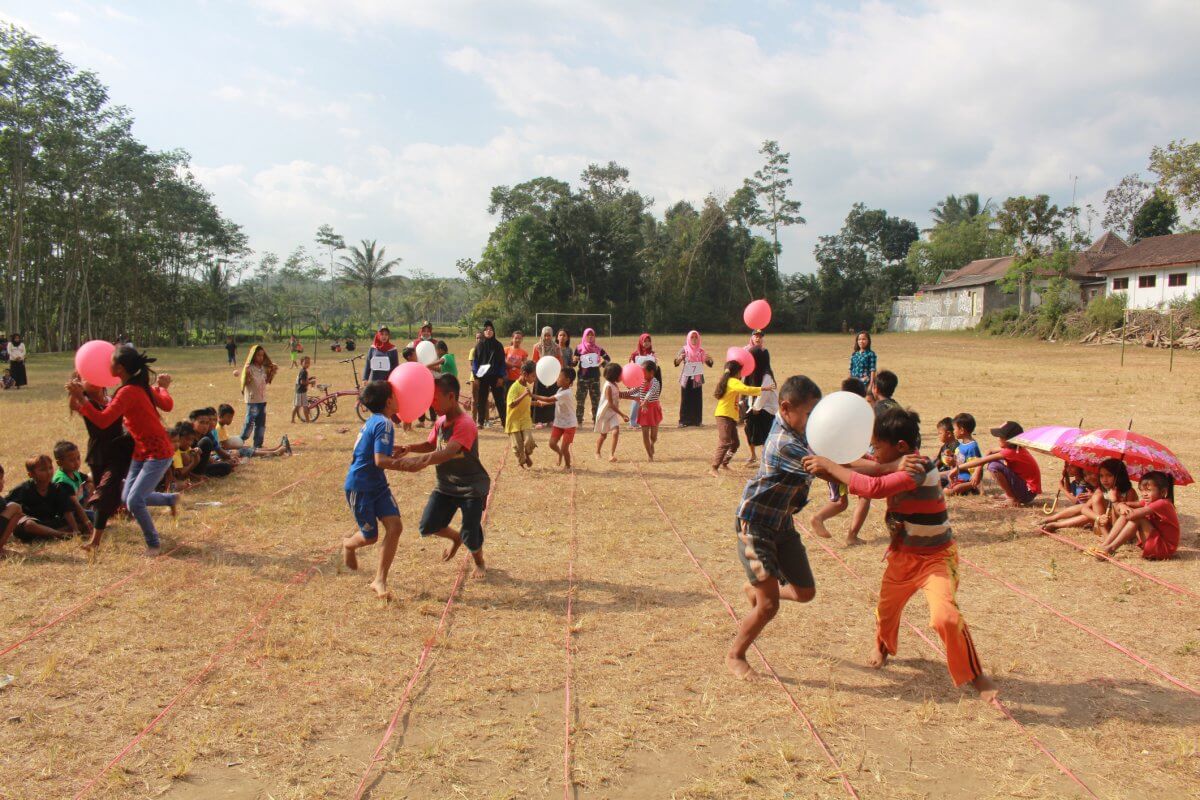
[1093,232,1200,309]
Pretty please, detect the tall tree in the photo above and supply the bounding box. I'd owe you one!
[338,239,401,322]
[1149,139,1200,216]
[1102,174,1150,240]
[996,195,1068,313]
[928,193,992,229]
[314,223,345,304]
[744,140,805,276]
[905,213,1013,286]
[1131,190,1178,241]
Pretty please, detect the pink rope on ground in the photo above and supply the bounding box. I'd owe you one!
[72,544,338,800]
[635,466,860,800]
[563,472,578,800]
[958,553,1199,696]
[806,535,1099,799]
[352,450,509,800]
[1036,527,1199,601]
[1,461,339,661]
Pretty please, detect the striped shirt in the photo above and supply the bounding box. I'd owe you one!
[847,459,953,552]
[736,415,813,531]
[632,377,661,404]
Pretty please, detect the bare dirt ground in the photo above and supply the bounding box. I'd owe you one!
[0,332,1197,799]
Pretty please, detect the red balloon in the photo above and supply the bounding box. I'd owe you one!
[620,361,645,388]
[387,361,435,423]
[725,346,755,377]
[744,299,772,330]
[74,340,120,388]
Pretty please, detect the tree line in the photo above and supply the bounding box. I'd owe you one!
[5,21,1198,349]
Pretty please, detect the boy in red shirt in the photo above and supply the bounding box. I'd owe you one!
[804,407,997,701]
[957,420,1041,507]
[1094,471,1178,560]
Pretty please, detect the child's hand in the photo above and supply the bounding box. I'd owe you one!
[899,454,925,477]
[802,455,834,478]
[65,379,84,399]
[394,444,409,456]
[155,373,172,390]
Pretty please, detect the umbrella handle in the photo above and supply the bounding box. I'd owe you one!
[1043,491,1061,515]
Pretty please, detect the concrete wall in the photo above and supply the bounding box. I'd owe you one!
[888,283,1018,331]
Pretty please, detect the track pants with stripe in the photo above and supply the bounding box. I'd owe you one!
[875,542,983,687]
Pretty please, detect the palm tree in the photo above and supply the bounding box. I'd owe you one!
[929,193,993,228]
[337,239,402,322]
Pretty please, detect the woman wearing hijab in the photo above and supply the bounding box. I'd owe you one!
[531,326,562,427]
[574,328,610,425]
[471,320,508,427]
[742,329,774,463]
[6,333,27,388]
[673,331,713,427]
[363,326,400,383]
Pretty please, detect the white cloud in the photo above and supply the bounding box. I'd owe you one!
[53,10,81,24]
[203,1,1200,274]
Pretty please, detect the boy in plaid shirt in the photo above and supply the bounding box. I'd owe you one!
[727,375,823,680]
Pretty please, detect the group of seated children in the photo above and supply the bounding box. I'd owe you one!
[162,405,290,491]
[1040,459,1178,560]
[0,450,94,552]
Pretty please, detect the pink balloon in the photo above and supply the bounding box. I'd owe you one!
[725,346,755,377]
[621,362,645,388]
[387,361,435,423]
[744,299,772,330]
[75,340,120,387]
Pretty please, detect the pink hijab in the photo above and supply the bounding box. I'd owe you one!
[683,330,705,362]
[577,328,602,356]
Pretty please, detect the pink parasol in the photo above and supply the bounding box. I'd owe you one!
[1009,425,1082,455]
[1052,428,1193,486]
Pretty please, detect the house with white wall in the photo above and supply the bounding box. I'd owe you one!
[1092,232,1200,309]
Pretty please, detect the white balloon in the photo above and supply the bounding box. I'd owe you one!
[226,435,245,449]
[535,355,562,386]
[415,340,438,365]
[806,391,875,464]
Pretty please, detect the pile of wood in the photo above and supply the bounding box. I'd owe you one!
[1079,309,1200,349]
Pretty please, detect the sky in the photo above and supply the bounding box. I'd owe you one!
[3,1,1199,279]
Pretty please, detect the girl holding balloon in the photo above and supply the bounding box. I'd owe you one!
[67,346,178,555]
[710,357,771,477]
[628,358,663,460]
[594,362,632,461]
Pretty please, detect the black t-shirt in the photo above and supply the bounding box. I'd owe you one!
[6,480,74,524]
[296,367,309,393]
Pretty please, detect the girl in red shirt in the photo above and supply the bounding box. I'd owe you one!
[1094,471,1179,560]
[68,347,177,555]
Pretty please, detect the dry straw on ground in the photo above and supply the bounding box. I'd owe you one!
[0,333,1197,798]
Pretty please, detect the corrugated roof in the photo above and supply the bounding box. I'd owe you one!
[1091,232,1200,273]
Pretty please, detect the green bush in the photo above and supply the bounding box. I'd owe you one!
[1085,292,1127,331]
[977,306,1021,335]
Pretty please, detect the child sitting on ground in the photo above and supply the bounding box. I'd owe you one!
[1042,458,1135,537]
[956,420,1040,507]
[727,375,823,680]
[803,407,998,701]
[216,404,289,459]
[1062,464,1095,504]
[934,418,957,485]
[1093,471,1178,560]
[808,378,870,543]
[2,369,14,390]
[169,422,202,487]
[944,413,983,496]
[505,360,538,468]
[0,465,28,556]
[395,374,492,577]
[52,440,95,525]
[4,455,85,544]
[342,381,409,600]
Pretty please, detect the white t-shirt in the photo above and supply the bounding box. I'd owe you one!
[553,387,576,428]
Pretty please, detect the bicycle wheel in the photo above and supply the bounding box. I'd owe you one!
[355,401,368,422]
[303,398,321,422]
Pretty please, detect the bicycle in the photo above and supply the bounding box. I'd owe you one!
[300,355,369,422]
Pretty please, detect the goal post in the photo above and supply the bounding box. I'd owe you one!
[534,312,613,338]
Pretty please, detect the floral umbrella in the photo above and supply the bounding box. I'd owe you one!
[1052,428,1193,486]
[1009,425,1082,455]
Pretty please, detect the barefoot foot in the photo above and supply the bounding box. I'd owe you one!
[867,641,888,669]
[471,555,486,577]
[725,654,755,680]
[972,674,998,702]
[845,535,863,547]
[809,518,833,539]
[343,542,359,571]
[369,578,393,601]
[442,532,463,562]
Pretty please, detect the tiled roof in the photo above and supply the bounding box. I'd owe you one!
[1091,232,1200,273]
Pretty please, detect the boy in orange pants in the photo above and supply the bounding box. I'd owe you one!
[804,406,997,700]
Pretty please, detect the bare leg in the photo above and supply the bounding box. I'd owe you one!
[642,427,653,460]
[727,577,783,680]
[342,531,374,571]
[430,526,463,561]
[369,516,403,600]
[0,506,21,556]
[972,674,999,702]
[609,428,620,462]
[15,520,73,541]
[595,433,607,459]
[471,548,486,577]
[562,442,573,471]
[809,495,847,540]
[847,497,870,545]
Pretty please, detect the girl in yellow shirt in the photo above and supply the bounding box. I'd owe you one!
[710,360,771,476]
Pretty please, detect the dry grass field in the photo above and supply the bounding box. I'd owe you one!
[0,332,1197,799]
